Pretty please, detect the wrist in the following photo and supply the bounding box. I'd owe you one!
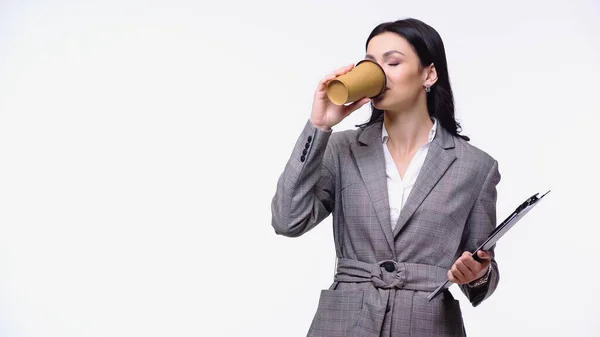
[310,119,331,131]
[468,265,491,288]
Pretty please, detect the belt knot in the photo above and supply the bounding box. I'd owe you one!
[370,260,406,289]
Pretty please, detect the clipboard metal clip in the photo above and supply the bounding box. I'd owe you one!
[518,190,550,212]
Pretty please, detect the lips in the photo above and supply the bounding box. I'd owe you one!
[373,89,387,101]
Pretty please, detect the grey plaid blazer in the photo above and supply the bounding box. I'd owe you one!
[271,119,501,337]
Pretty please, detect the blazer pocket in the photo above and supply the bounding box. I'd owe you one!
[307,290,364,337]
[410,293,465,337]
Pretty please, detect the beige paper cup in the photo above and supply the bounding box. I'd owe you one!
[326,60,386,105]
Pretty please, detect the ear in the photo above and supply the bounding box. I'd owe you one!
[423,63,438,87]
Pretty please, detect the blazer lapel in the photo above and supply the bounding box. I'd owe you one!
[350,122,396,254]
[392,125,457,238]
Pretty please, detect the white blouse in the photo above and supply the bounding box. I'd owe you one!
[381,118,438,230]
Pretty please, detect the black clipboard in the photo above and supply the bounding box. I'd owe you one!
[427,190,551,301]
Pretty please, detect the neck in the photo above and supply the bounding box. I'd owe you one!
[383,106,433,155]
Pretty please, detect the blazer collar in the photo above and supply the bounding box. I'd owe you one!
[358,118,454,150]
[352,119,457,250]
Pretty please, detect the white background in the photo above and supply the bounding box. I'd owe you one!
[1,0,599,336]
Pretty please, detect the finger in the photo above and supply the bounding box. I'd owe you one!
[447,270,457,283]
[459,251,479,272]
[449,269,465,284]
[317,64,354,90]
[321,64,354,83]
[461,253,480,271]
[343,97,371,115]
[332,63,355,76]
[450,264,466,283]
[456,257,475,277]
[316,74,339,92]
[316,76,333,91]
[478,260,491,274]
[477,250,492,260]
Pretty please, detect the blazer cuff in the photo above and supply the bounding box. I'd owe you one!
[296,119,332,163]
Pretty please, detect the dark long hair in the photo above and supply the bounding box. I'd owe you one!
[358,18,469,141]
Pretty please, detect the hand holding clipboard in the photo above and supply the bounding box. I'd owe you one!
[427,190,551,301]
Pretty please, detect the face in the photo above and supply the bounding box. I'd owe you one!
[365,32,436,112]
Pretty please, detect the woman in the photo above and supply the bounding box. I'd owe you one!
[271,18,501,337]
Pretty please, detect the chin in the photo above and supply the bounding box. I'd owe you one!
[372,95,411,112]
[372,97,392,111]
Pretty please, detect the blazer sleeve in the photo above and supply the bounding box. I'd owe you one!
[459,159,502,307]
[271,120,336,237]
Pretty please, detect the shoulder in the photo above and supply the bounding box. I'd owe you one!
[329,129,360,146]
[327,127,364,151]
[453,136,499,174]
[328,121,381,149]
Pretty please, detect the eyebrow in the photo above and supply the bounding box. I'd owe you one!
[365,50,405,60]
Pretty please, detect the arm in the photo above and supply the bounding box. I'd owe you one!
[270,120,336,237]
[458,160,501,307]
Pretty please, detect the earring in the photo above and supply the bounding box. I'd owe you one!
[425,85,431,93]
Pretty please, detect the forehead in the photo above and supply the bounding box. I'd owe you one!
[366,32,413,57]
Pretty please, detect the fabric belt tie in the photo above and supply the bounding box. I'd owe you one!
[334,257,447,291]
[331,258,449,337]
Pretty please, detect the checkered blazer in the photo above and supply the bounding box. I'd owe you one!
[271,119,501,337]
